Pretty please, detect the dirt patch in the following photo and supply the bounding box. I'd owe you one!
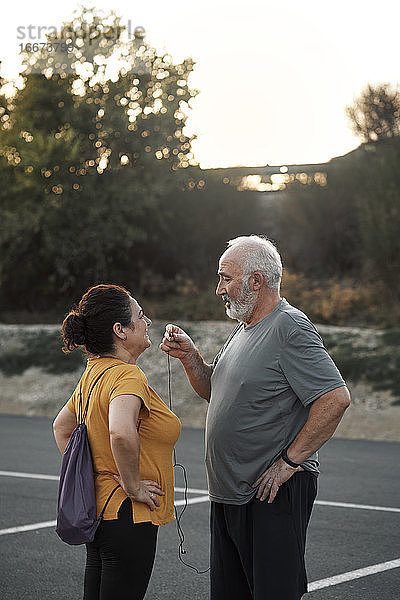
[335,404,400,441]
[0,321,399,441]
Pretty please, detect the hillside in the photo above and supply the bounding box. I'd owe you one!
[0,321,398,441]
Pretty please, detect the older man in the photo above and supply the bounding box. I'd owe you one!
[160,235,350,600]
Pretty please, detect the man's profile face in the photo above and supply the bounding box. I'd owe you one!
[216,250,257,323]
[216,251,243,307]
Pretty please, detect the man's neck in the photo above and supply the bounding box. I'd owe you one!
[245,292,282,327]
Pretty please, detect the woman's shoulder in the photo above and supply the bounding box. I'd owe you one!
[82,358,147,387]
[105,361,150,388]
[112,362,147,380]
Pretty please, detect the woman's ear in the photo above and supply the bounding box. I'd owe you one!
[113,322,126,340]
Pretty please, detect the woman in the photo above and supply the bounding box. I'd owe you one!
[53,284,181,600]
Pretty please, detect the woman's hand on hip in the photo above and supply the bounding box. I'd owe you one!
[113,475,164,510]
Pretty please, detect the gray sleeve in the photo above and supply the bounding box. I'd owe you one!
[278,326,345,406]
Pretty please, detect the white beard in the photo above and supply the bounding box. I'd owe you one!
[225,280,257,323]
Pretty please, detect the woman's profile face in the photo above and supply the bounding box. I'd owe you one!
[124,297,152,356]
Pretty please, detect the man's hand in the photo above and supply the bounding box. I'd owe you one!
[252,459,303,503]
[159,324,196,362]
[159,324,212,401]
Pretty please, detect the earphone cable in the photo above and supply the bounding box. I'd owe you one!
[167,351,210,574]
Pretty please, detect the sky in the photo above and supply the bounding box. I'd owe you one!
[2,0,400,168]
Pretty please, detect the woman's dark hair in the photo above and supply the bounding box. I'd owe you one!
[62,284,133,355]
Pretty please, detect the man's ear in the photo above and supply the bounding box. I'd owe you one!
[251,271,263,291]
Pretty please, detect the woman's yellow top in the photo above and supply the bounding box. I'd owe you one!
[67,356,181,525]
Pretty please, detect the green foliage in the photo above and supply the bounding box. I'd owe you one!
[0,329,85,375]
[273,83,400,309]
[0,7,201,310]
[1,10,399,331]
[137,173,263,292]
[0,4,263,314]
[274,172,361,279]
[381,329,400,346]
[145,285,225,321]
[273,135,400,309]
[353,140,400,298]
[1,325,398,405]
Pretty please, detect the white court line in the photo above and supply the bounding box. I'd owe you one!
[1,526,399,595]
[4,471,400,514]
[175,486,208,495]
[3,472,400,514]
[1,525,399,596]
[0,520,56,536]
[309,558,400,591]
[0,469,209,536]
[174,495,400,513]
[0,471,209,496]
[0,498,209,536]
[1,470,400,594]
[315,499,400,514]
[0,497,210,536]
[175,495,209,506]
[0,470,59,481]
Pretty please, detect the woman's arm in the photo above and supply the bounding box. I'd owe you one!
[109,394,164,511]
[53,405,77,453]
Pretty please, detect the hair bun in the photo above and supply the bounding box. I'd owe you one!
[62,311,86,351]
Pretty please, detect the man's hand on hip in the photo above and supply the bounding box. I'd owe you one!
[252,459,303,503]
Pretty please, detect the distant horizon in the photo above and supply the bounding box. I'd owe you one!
[200,144,360,170]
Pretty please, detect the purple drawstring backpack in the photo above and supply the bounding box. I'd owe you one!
[56,366,120,545]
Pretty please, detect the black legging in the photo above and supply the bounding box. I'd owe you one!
[84,498,158,600]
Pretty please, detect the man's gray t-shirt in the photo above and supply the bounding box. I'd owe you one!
[205,298,345,505]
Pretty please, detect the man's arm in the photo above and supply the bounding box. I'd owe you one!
[253,385,351,502]
[285,385,351,464]
[159,324,212,401]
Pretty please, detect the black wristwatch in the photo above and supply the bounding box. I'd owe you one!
[281,447,301,468]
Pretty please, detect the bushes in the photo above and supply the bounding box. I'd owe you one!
[1,324,399,403]
[320,328,400,401]
[0,329,85,375]
[281,272,396,326]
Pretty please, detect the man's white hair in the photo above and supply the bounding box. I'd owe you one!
[226,235,282,290]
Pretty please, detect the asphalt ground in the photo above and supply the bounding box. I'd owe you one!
[0,414,399,599]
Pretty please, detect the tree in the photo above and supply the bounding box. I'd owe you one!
[273,168,361,279]
[354,139,400,299]
[0,7,264,315]
[346,83,400,143]
[272,138,400,303]
[141,172,263,290]
[0,8,198,310]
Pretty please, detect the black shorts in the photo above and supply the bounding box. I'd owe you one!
[210,471,317,600]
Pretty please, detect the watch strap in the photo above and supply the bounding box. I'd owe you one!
[281,447,301,468]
